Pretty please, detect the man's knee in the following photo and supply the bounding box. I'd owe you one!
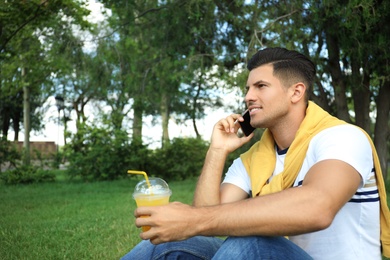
[121,236,223,260]
[213,236,312,260]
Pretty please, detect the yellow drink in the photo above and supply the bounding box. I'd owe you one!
[134,194,170,207]
[134,194,171,231]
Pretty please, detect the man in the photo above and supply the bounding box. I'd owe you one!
[122,47,390,259]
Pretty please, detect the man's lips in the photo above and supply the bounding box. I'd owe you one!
[248,106,262,114]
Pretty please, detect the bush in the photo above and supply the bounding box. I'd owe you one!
[64,122,211,182]
[0,139,21,170]
[147,138,209,181]
[0,165,56,184]
[65,125,134,181]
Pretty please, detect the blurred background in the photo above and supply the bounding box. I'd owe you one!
[0,0,389,182]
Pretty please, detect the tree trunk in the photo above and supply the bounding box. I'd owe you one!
[191,78,202,139]
[311,79,332,113]
[13,110,20,141]
[374,82,390,181]
[324,23,351,121]
[351,56,371,134]
[73,97,87,133]
[161,91,170,148]
[132,97,143,145]
[112,110,124,131]
[22,66,30,166]
[63,111,67,146]
[1,108,10,140]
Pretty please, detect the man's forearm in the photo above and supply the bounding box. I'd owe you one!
[193,148,228,206]
[192,186,331,238]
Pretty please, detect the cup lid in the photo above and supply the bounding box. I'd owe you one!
[133,177,171,196]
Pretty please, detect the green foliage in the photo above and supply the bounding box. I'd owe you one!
[147,138,209,182]
[65,125,134,181]
[65,123,157,181]
[0,140,20,169]
[0,140,56,184]
[1,0,389,180]
[65,124,209,182]
[0,165,55,185]
[0,0,93,140]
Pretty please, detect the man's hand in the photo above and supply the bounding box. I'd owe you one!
[210,113,254,154]
[135,202,200,245]
[193,113,255,207]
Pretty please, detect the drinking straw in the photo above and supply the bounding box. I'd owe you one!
[127,170,151,188]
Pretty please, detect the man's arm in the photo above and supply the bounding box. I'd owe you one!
[135,159,361,244]
[193,114,254,207]
[193,148,228,206]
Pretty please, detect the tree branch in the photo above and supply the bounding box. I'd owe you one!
[92,1,187,42]
[254,9,300,46]
[0,0,49,52]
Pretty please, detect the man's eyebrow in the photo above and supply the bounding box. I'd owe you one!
[253,80,269,85]
[246,80,270,88]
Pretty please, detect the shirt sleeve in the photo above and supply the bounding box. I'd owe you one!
[222,158,252,194]
[310,125,374,187]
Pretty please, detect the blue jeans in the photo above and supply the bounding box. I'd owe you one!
[121,236,313,259]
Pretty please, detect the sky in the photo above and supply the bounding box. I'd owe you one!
[7,0,245,148]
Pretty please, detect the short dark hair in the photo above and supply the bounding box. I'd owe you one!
[247,47,316,94]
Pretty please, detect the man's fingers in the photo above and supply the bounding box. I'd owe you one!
[134,206,153,217]
[135,215,150,228]
[218,114,243,133]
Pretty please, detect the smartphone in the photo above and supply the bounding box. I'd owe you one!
[239,110,256,136]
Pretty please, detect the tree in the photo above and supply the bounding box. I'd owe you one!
[98,0,235,147]
[96,0,155,145]
[0,0,92,165]
[237,0,390,178]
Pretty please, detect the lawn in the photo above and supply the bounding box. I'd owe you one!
[0,173,197,260]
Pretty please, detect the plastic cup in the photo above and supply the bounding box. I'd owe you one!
[133,177,172,231]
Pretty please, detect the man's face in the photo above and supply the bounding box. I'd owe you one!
[245,64,291,129]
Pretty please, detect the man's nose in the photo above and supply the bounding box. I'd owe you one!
[244,87,256,104]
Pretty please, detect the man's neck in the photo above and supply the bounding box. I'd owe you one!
[270,105,306,150]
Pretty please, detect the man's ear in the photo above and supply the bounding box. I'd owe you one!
[290,82,306,103]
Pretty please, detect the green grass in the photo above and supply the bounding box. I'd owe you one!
[0,173,197,260]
